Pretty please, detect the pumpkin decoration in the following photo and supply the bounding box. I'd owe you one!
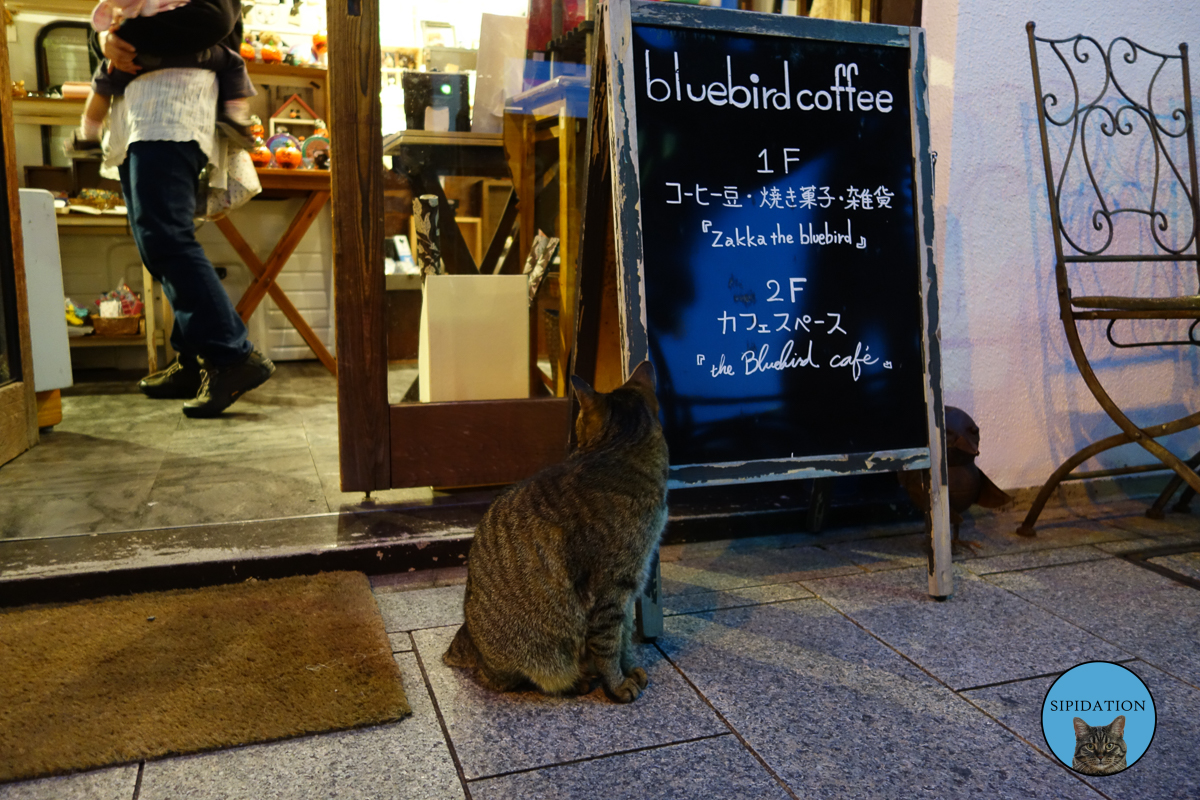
[248,115,265,141]
[239,39,255,61]
[259,32,283,65]
[274,142,302,169]
[311,119,328,139]
[249,138,273,168]
[311,32,328,62]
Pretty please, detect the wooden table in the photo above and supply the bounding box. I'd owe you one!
[212,167,336,374]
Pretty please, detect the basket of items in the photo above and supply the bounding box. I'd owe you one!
[91,282,144,337]
[92,315,142,336]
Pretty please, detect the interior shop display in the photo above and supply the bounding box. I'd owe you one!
[312,31,328,65]
[301,135,329,163]
[259,31,284,64]
[401,71,470,132]
[90,282,143,336]
[274,141,303,169]
[268,94,322,138]
[265,130,301,155]
[418,274,529,403]
[249,137,273,168]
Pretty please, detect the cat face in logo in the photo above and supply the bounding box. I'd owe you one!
[1072,715,1128,775]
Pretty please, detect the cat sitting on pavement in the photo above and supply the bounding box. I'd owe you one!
[444,361,669,703]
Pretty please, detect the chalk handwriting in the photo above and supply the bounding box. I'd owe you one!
[799,186,835,209]
[643,54,895,115]
[704,220,797,248]
[711,353,734,377]
[757,147,804,175]
[799,219,860,247]
[720,310,845,335]
[763,184,886,211]
[765,277,806,302]
[742,339,819,375]
[667,180,891,212]
[830,342,879,381]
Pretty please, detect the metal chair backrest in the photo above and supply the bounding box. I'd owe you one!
[1027,22,1200,347]
[1018,23,1200,537]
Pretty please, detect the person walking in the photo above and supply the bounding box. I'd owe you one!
[99,12,274,417]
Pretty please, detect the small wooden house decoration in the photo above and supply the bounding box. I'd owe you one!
[268,94,320,137]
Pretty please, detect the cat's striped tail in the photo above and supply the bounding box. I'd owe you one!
[443,624,480,668]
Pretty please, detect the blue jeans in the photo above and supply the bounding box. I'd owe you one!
[119,139,251,367]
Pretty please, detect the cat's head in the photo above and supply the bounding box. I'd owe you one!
[570,361,662,449]
[1073,715,1127,771]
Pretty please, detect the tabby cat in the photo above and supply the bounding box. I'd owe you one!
[443,361,669,703]
[1072,715,1128,775]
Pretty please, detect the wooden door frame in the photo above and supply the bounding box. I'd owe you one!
[329,0,571,492]
[0,0,39,468]
[328,0,390,491]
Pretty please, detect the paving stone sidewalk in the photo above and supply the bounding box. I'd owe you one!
[4,499,1198,799]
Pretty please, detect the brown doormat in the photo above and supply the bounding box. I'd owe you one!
[0,571,410,783]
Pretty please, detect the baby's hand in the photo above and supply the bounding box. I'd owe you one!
[102,28,140,74]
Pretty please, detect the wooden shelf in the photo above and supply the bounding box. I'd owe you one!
[255,167,331,194]
[12,96,85,126]
[56,215,132,235]
[245,61,329,91]
[69,334,148,349]
[57,220,166,358]
[384,130,503,152]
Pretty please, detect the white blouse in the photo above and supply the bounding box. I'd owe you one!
[103,68,218,170]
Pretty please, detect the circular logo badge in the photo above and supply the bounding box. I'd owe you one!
[1041,661,1156,776]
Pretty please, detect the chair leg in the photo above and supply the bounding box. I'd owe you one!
[1019,318,1200,535]
[1016,428,1137,536]
[1145,450,1200,519]
[1019,419,1200,535]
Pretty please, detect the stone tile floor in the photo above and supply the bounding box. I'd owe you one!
[0,362,429,542]
[3,498,1199,799]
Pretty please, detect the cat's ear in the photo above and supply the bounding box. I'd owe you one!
[1073,717,1091,738]
[625,361,657,393]
[1108,715,1125,737]
[571,375,597,408]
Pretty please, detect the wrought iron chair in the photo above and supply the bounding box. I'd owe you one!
[1020,22,1200,535]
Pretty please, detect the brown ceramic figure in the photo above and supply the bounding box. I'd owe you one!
[898,406,1013,552]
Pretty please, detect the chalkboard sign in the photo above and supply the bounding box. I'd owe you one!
[604,1,946,495]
